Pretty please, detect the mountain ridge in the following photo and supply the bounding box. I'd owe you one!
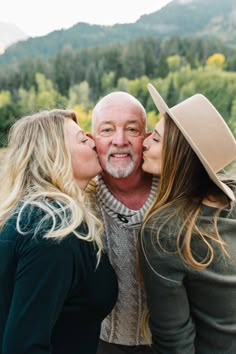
[0,0,236,64]
[0,22,28,54]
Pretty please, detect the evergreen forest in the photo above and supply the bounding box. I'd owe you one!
[0,35,236,147]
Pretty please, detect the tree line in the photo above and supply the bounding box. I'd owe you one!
[0,36,236,147]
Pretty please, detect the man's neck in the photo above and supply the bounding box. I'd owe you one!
[101,170,153,210]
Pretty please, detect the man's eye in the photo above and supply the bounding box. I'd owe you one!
[127,127,139,136]
[100,128,114,136]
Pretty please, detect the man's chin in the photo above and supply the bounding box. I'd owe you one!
[100,160,134,177]
[107,167,134,179]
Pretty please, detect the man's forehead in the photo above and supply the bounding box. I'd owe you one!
[98,101,139,113]
[98,92,137,106]
[92,93,146,132]
[96,102,144,119]
[95,113,146,130]
[97,118,142,125]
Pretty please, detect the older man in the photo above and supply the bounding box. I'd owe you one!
[92,92,158,354]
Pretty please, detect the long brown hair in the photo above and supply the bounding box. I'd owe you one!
[142,113,230,269]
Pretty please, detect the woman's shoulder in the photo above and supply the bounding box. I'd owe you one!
[1,203,47,238]
[15,201,56,236]
[142,209,180,262]
[4,201,72,244]
[144,206,179,236]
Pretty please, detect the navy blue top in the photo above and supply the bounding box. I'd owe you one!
[0,204,118,354]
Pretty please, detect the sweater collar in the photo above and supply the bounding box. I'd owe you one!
[96,174,159,226]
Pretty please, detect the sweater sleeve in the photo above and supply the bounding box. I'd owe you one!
[2,215,81,354]
[140,226,196,354]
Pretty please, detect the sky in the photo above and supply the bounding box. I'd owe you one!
[0,0,172,38]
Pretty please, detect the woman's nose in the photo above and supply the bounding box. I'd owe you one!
[87,136,96,149]
[143,136,150,150]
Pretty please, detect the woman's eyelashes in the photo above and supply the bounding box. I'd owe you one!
[81,138,88,143]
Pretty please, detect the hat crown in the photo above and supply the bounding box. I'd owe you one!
[170,94,236,173]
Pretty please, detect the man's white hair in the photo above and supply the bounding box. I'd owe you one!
[91,91,147,134]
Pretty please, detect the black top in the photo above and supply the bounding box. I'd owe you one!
[0,204,118,354]
[141,201,236,354]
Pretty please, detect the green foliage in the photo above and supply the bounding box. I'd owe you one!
[127,76,150,106]
[101,71,116,95]
[146,111,160,131]
[206,53,226,69]
[166,77,179,107]
[68,81,92,111]
[0,102,20,147]
[229,100,236,136]
[0,90,20,147]
[149,66,236,135]
[2,35,234,105]
[0,91,11,108]
[116,77,129,92]
[1,0,236,147]
[167,55,182,72]
[18,73,67,114]
[73,105,92,133]
[0,34,236,144]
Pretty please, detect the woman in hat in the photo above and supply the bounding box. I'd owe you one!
[0,109,118,354]
[140,84,236,353]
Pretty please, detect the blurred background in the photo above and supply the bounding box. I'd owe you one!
[0,0,236,173]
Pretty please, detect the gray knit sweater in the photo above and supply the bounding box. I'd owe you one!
[95,175,158,345]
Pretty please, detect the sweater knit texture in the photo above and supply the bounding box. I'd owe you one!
[94,174,158,345]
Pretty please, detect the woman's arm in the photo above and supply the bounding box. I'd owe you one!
[2,232,78,354]
[140,229,196,354]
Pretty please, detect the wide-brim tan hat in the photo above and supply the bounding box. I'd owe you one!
[147,83,236,201]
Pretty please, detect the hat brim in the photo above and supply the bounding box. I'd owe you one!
[147,83,235,201]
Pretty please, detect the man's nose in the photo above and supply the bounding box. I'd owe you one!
[112,130,128,146]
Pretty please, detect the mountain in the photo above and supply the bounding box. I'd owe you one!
[136,0,236,44]
[0,22,28,54]
[0,0,236,64]
[0,22,151,64]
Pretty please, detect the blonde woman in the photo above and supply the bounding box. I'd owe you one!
[0,110,118,354]
[140,84,236,353]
